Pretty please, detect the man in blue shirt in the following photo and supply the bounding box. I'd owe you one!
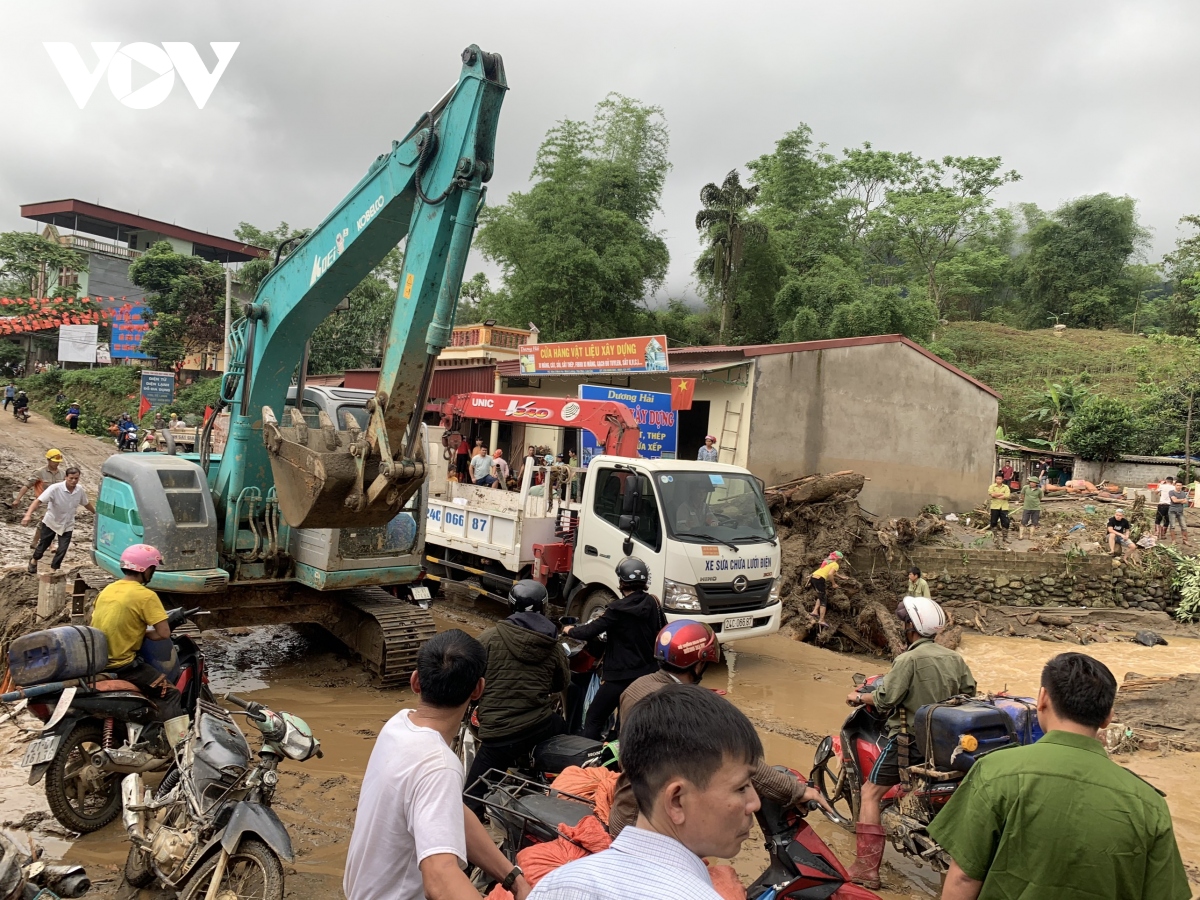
[530,685,761,900]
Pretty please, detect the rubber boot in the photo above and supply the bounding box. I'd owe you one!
[847,823,886,889]
[1018,525,1025,540]
[164,715,190,748]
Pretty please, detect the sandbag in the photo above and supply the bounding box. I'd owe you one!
[552,765,619,825]
[515,814,613,886]
[707,863,747,900]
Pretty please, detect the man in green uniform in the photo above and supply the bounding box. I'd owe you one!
[930,652,1189,900]
[844,597,976,888]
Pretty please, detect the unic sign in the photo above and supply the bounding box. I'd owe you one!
[44,42,239,109]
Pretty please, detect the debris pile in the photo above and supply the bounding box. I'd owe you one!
[1111,672,1200,751]
[768,471,949,655]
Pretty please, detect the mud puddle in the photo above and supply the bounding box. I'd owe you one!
[5,616,1200,898]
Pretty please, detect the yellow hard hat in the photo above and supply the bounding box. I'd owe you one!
[46,449,64,462]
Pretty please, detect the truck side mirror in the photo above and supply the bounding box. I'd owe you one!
[621,480,641,516]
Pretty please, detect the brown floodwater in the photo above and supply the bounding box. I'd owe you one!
[3,617,1199,899]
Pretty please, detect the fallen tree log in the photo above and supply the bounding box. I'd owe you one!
[787,473,866,506]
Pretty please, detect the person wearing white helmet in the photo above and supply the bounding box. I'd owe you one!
[91,544,186,738]
[843,595,976,889]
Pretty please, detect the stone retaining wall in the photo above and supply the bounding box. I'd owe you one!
[849,547,1180,615]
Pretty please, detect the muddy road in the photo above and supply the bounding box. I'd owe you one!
[3,604,1199,900]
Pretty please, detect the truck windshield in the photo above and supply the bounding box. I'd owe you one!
[655,471,776,545]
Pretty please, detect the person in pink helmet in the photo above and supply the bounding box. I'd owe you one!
[90,544,185,728]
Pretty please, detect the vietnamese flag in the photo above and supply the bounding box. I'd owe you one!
[204,406,214,424]
[139,394,152,419]
[670,377,695,411]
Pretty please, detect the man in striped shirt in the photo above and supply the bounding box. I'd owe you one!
[529,685,761,900]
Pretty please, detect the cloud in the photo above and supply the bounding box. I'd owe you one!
[2,0,1197,305]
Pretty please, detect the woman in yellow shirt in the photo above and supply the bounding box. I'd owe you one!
[987,473,1012,540]
[808,551,848,630]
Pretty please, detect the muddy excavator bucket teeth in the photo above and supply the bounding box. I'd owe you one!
[262,407,423,529]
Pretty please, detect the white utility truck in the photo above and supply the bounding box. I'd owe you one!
[424,392,782,641]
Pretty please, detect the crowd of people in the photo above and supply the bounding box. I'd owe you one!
[338,547,1189,900]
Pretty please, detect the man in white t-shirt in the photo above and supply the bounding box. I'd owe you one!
[22,467,94,574]
[344,629,531,900]
[1155,477,1176,540]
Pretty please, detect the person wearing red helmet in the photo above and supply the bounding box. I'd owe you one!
[606,620,832,837]
[91,544,185,733]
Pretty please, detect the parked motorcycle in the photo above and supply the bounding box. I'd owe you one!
[5,607,212,834]
[474,767,879,899]
[0,832,90,899]
[810,674,1035,874]
[119,692,321,900]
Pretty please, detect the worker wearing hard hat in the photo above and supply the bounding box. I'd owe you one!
[9,449,68,548]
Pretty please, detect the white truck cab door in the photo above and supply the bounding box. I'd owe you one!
[574,465,666,603]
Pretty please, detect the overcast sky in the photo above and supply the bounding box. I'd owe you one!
[2,1,1198,305]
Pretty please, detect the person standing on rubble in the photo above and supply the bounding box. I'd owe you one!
[930,653,1189,900]
[808,551,848,631]
[1019,475,1043,540]
[907,566,931,599]
[22,466,94,574]
[987,473,1011,541]
[844,597,975,889]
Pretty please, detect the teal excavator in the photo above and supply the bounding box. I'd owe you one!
[91,47,507,685]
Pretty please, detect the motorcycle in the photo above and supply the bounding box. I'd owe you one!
[473,767,879,899]
[6,607,213,834]
[119,692,321,900]
[810,674,1033,874]
[0,832,90,899]
[116,429,139,452]
[13,404,30,423]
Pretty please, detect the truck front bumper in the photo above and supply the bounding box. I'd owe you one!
[664,602,782,643]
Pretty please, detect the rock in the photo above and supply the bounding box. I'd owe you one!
[1042,577,1056,587]
[1008,581,1023,590]
[1140,602,1161,612]
[1133,630,1167,647]
[994,575,1009,588]
[1139,737,1161,752]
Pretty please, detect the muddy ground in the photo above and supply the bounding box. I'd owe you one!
[3,611,1200,900]
[2,413,1200,898]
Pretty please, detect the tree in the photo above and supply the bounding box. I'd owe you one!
[1063,396,1136,479]
[877,156,1020,316]
[1020,194,1150,329]
[128,241,227,368]
[0,231,87,298]
[476,94,670,341]
[1022,379,1090,449]
[695,170,769,341]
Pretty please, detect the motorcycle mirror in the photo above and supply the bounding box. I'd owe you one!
[852,673,866,686]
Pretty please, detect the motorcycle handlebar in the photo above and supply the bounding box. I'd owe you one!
[224,692,266,720]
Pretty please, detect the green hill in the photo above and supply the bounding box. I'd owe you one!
[928,323,1184,444]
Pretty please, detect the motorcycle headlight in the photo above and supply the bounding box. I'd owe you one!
[767,577,782,606]
[278,713,319,762]
[662,579,702,612]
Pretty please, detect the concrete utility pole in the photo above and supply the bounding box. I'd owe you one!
[224,267,232,371]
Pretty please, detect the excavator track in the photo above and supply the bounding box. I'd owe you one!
[326,587,437,689]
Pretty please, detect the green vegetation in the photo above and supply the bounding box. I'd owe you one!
[0,231,87,298]
[128,241,228,368]
[18,365,140,436]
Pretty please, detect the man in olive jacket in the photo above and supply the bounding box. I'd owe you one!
[465,580,569,821]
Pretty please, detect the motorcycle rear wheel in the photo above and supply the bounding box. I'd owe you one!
[179,838,284,900]
[812,753,857,829]
[45,721,122,833]
[124,844,156,889]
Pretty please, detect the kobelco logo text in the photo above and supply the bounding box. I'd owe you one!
[43,42,239,109]
[357,196,386,232]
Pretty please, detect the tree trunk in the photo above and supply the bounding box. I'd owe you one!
[719,284,729,343]
[1187,390,1195,487]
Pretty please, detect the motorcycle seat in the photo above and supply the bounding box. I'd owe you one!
[514,794,593,830]
[92,679,142,693]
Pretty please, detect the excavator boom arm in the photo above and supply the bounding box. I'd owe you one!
[215,47,507,535]
[439,392,641,458]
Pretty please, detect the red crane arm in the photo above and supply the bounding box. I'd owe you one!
[439,392,640,458]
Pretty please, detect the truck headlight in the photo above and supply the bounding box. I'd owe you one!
[662,579,702,611]
[767,577,782,606]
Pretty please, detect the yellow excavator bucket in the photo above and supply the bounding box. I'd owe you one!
[262,407,424,529]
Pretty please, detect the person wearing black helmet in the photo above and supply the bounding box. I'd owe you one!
[464,579,569,821]
[563,557,666,741]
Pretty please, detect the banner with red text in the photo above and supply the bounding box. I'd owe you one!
[518,335,669,375]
